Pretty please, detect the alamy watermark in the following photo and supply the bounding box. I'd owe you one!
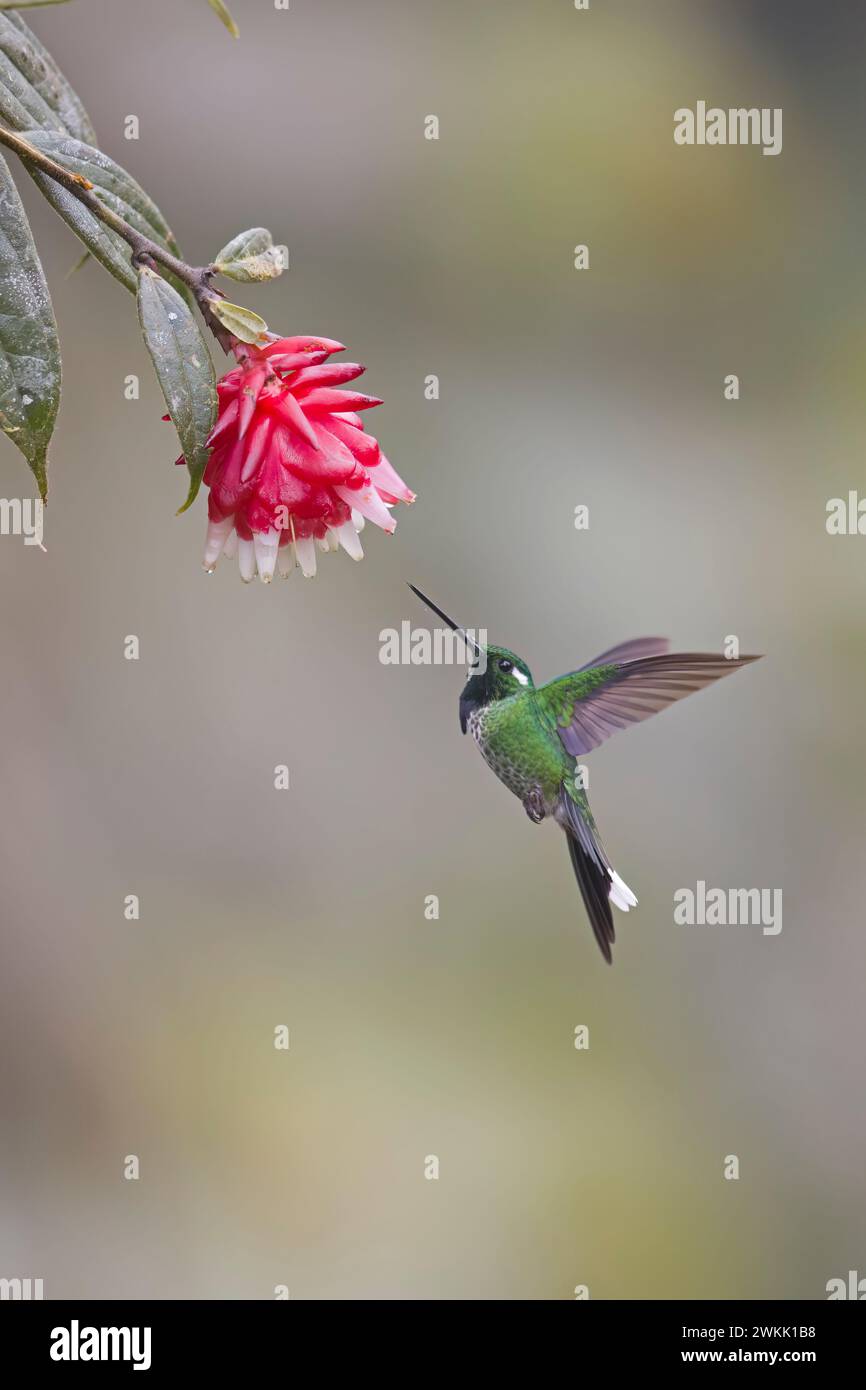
[674,880,782,936]
[50,1321,151,1371]
[380,622,488,670]
[826,492,866,535]
[0,497,44,549]
[826,1270,866,1300]
[674,102,782,157]
[0,1276,43,1299]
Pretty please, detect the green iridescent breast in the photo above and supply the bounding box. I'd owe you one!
[470,694,571,803]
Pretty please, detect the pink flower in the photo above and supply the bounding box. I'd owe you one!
[197,335,414,581]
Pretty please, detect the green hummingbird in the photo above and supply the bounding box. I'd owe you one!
[409,585,761,963]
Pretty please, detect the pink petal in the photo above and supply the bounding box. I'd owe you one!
[207,396,240,446]
[265,349,331,373]
[301,389,383,414]
[269,391,320,449]
[276,422,359,484]
[237,365,269,441]
[292,363,366,394]
[209,437,249,511]
[240,417,273,483]
[335,481,396,532]
[322,416,381,468]
[261,335,345,359]
[373,452,415,504]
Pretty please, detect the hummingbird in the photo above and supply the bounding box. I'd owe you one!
[409,585,761,963]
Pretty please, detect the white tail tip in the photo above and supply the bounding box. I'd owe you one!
[609,870,638,912]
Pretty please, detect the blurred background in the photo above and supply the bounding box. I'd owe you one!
[0,0,864,1300]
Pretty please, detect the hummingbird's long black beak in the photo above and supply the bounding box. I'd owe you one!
[408,583,482,660]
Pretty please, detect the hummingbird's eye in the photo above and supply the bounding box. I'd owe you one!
[498,658,513,673]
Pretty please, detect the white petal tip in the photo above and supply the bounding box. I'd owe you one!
[253,528,279,582]
[203,515,234,566]
[238,537,256,583]
[336,520,364,561]
[294,535,317,578]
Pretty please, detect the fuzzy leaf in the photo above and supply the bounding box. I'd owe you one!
[137,268,216,514]
[1,11,96,143]
[207,0,239,38]
[31,169,136,288]
[0,150,60,500]
[22,131,184,295]
[0,12,94,142]
[214,227,285,283]
[209,299,269,347]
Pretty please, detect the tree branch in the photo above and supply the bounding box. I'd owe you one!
[0,123,234,353]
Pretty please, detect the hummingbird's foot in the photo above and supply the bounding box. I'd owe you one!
[523,788,546,824]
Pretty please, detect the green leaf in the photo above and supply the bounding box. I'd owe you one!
[0,13,95,143]
[137,267,216,514]
[0,4,74,9]
[214,227,285,283]
[207,0,239,38]
[22,131,184,295]
[30,168,136,288]
[0,19,69,131]
[0,150,60,500]
[209,299,269,346]
[2,11,96,144]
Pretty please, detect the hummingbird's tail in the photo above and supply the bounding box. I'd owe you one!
[559,784,636,965]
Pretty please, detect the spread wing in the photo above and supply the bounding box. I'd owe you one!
[537,652,761,757]
[575,637,670,670]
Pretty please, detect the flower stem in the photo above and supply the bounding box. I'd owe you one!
[0,123,234,353]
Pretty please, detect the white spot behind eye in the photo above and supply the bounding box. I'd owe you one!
[513,668,529,685]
